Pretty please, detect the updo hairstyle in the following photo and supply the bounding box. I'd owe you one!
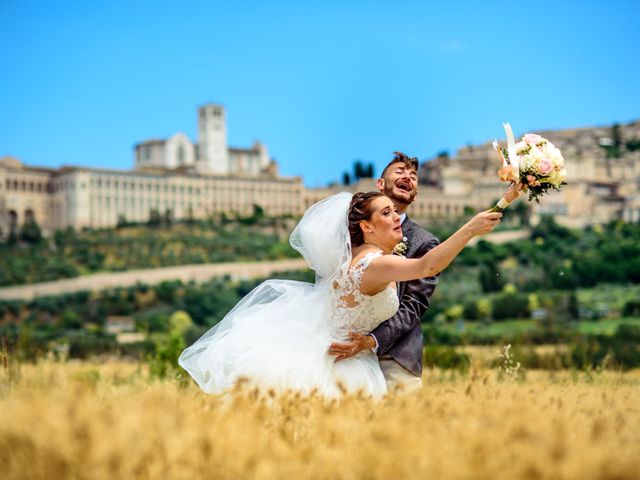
[348,191,384,247]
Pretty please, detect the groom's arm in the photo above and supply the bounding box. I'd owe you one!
[370,236,440,355]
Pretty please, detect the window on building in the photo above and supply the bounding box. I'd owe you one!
[9,210,17,226]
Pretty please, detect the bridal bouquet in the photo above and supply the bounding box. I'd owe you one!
[490,123,567,212]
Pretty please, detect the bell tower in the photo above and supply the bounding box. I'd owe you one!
[197,103,228,173]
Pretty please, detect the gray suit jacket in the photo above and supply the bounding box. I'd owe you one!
[370,217,440,376]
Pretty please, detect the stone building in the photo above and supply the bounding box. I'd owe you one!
[0,158,304,235]
[416,119,640,227]
[0,104,303,237]
[2,115,639,238]
[134,104,273,176]
[303,178,470,221]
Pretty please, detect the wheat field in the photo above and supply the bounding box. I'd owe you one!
[1,361,639,480]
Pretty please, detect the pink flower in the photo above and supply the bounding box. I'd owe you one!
[523,133,543,144]
[526,175,541,187]
[539,159,553,175]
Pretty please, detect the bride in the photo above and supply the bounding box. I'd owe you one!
[179,190,510,398]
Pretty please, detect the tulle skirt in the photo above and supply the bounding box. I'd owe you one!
[178,280,387,399]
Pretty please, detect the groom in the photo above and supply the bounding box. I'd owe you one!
[329,152,440,391]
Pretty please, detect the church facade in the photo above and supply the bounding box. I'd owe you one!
[1,112,639,238]
[0,104,303,237]
[133,104,273,176]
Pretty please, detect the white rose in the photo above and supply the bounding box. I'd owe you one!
[515,141,529,155]
[530,148,546,174]
[519,153,534,173]
[549,168,567,186]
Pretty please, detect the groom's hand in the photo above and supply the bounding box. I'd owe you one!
[328,332,376,362]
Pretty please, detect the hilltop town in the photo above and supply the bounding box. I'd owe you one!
[2,106,639,237]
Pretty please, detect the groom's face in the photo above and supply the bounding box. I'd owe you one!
[376,162,419,206]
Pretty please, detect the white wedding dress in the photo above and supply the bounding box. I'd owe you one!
[178,193,399,398]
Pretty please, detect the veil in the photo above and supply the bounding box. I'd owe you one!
[289,191,352,284]
[178,192,354,394]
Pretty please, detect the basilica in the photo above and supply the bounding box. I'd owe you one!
[1,108,639,238]
[0,104,304,237]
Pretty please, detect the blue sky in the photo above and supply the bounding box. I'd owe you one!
[1,0,638,186]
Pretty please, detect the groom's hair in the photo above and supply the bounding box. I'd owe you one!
[381,151,419,178]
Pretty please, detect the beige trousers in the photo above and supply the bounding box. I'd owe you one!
[379,356,422,393]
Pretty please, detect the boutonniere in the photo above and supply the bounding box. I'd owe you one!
[393,236,408,257]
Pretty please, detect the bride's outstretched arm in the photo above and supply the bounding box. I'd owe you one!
[365,210,502,286]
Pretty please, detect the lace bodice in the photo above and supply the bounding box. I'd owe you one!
[331,249,399,340]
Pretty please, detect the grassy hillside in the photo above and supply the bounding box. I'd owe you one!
[0,216,299,286]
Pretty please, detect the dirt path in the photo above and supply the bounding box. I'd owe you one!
[0,229,530,301]
[0,258,309,301]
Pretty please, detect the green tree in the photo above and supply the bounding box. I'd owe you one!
[19,219,42,244]
[479,262,506,293]
[511,200,531,227]
[148,209,161,227]
[60,310,83,329]
[6,225,18,246]
[252,204,265,221]
[364,162,375,178]
[163,208,174,227]
[186,204,195,224]
[626,138,640,152]
[353,160,364,180]
[462,206,476,219]
[148,311,194,379]
[601,123,622,159]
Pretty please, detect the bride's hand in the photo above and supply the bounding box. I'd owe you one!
[328,331,376,362]
[504,182,526,203]
[464,211,503,236]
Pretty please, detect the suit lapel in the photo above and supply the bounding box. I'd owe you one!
[402,217,418,253]
[398,217,417,299]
